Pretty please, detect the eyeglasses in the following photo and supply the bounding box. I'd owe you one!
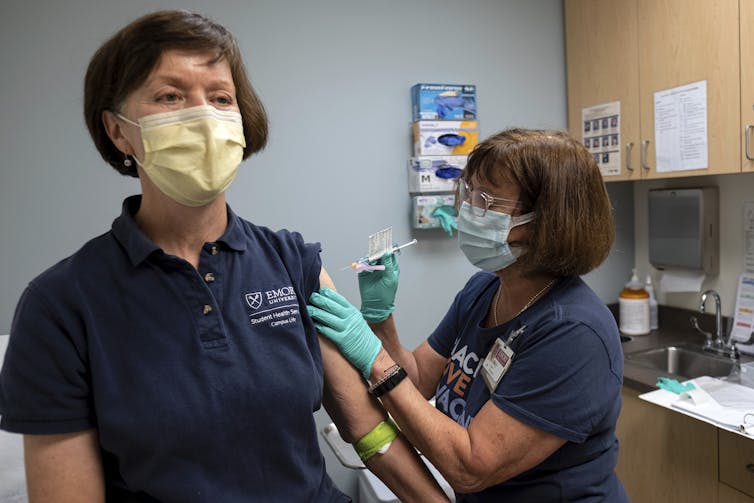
[458,179,522,217]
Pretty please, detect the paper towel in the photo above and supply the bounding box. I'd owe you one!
[660,269,706,293]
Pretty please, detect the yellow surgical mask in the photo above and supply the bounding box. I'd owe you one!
[118,105,246,207]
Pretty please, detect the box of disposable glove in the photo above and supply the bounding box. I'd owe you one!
[413,120,479,156]
[411,83,477,121]
[407,156,466,194]
[412,194,456,229]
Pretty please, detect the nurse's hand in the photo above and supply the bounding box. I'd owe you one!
[431,205,458,237]
[308,287,382,379]
[358,252,399,323]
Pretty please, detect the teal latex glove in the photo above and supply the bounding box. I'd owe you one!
[656,377,696,394]
[432,205,458,236]
[358,252,399,323]
[307,287,382,379]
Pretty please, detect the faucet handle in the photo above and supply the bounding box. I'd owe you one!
[690,316,714,344]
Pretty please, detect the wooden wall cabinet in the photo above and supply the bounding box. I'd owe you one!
[742,0,754,173]
[565,0,743,181]
[565,0,640,181]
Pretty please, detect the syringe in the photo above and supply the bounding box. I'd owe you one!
[365,238,418,263]
[342,239,418,272]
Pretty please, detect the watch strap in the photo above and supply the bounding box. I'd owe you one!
[369,366,408,397]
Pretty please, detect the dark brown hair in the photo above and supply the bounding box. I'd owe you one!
[462,128,615,276]
[84,10,268,176]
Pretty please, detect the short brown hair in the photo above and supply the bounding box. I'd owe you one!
[462,128,615,276]
[84,10,268,176]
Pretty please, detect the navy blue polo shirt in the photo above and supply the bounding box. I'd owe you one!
[0,196,349,502]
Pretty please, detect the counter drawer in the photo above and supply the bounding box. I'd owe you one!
[720,429,754,497]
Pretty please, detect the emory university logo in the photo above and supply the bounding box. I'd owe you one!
[245,292,263,310]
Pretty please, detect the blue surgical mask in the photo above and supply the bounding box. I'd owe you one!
[457,201,535,272]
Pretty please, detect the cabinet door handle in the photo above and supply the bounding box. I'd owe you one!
[746,125,754,161]
[625,142,634,172]
[746,463,754,473]
[641,139,651,172]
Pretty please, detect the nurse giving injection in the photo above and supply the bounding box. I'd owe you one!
[308,128,629,502]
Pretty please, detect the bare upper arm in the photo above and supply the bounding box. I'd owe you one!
[24,430,105,503]
[316,266,386,440]
[319,266,335,291]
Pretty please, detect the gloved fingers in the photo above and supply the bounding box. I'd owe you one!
[312,288,357,316]
[318,286,354,306]
[311,320,340,341]
[380,252,400,274]
[365,251,390,267]
[306,304,346,331]
[432,204,458,219]
[360,252,399,279]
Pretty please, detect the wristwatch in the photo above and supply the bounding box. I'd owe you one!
[368,367,408,397]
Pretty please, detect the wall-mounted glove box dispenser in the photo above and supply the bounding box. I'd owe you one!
[411,194,456,230]
[411,83,477,121]
[407,156,466,194]
[413,121,479,156]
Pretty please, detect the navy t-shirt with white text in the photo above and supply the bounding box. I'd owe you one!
[428,272,628,502]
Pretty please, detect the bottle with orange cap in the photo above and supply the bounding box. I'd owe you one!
[619,269,650,336]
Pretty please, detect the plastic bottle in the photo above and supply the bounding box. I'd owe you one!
[618,269,650,335]
[645,274,659,331]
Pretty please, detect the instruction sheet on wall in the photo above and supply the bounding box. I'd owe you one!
[582,101,621,177]
[730,273,754,345]
[654,80,708,173]
[733,204,754,349]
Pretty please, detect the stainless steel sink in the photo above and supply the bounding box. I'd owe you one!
[624,344,736,379]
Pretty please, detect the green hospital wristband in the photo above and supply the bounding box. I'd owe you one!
[353,419,399,462]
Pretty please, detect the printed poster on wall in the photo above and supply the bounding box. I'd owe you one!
[581,101,621,177]
[654,80,708,173]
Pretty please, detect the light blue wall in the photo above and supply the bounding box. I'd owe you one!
[0,0,634,497]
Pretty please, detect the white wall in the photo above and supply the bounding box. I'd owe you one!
[0,0,636,498]
[586,181,635,304]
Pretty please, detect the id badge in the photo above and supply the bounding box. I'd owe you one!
[481,337,515,393]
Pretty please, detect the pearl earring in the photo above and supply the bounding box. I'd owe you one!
[124,156,132,168]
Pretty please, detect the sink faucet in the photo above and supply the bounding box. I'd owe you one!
[700,290,724,348]
[692,289,738,360]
